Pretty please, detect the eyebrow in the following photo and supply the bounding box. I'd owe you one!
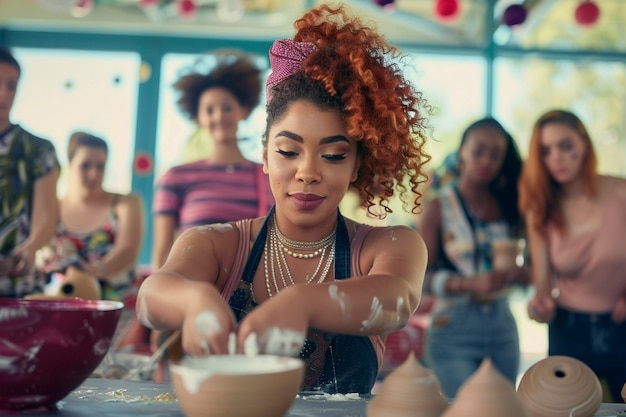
[274,130,350,145]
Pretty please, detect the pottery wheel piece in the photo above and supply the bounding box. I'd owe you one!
[367,351,448,417]
[517,355,602,417]
[441,358,528,417]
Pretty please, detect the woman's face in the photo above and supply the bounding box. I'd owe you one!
[263,100,360,228]
[458,125,507,186]
[196,87,248,144]
[70,146,107,191]
[539,122,587,184]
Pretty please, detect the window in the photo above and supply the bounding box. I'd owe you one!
[11,48,140,195]
[494,56,626,177]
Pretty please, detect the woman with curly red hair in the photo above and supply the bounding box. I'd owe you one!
[137,4,430,393]
[519,109,626,402]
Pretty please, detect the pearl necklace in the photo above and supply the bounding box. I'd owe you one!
[273,218,336,259]
[264,214,336,298]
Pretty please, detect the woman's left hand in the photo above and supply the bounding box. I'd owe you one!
[237,286,307,356]
[611,295,626,323]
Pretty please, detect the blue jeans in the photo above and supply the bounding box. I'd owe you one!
[549,306,626,403]
[425,299,520,399]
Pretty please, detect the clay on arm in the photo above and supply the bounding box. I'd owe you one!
[95,193,144,279]
[286,225,427,336]
[13,168,60,266]
[137,224,234,331]
[151,214,177,271]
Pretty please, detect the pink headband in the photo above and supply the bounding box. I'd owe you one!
[265,39,317,103]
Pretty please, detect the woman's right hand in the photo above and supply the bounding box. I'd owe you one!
[180,291,237,356]
[471,271,508,296]
[527,293,556,323]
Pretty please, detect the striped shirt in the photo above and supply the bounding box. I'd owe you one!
[153,160,274,231]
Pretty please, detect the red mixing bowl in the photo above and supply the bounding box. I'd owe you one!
[0,298,124,411]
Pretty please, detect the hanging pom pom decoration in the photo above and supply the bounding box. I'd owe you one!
[502,4,527,27]
[178,0,197,17]
[217,0,245,22]
[434,0,460,21]
[575,1,600,26]
[70,0,94,18]
[373,0,395,7]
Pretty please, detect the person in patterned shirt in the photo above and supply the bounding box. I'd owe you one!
[0,47,60,297]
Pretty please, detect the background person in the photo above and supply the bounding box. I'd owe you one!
[151,50,274,272]
[35,132,144,349]
[418,117,529,398]
[518,109,626,402]
[0,47,59,298]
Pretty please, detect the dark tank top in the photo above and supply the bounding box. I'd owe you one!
[227,206,378,394]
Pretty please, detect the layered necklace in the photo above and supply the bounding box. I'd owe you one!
[264,213,336,298]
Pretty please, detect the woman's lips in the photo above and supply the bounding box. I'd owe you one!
[290,193,325,210]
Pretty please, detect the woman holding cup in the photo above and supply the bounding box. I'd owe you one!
[417,117,530,399]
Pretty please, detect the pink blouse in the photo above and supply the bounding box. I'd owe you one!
[547,191,626,312]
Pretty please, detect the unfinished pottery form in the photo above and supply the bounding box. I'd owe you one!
[170,354,304,417]
[441,358,529,417]
[25,266,102,301]
[0,298,123,411]
[621,381,625,403]
[367,351,448,417]
[517,355,602,417]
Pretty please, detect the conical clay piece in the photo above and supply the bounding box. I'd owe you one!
[517,355,602,417]
[367,351,448,417]
[621,381,625,403]
[441,358,529,417]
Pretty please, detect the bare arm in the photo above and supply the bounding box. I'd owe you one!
[237,225,428,352]
[137,224,238,353]
[525,211,552,296]
[83,193,144,279]
[525,210,556,323]
[13,168,59,271]
[419,198,442,273]
[151,214,177,271]
[605,176,626,322]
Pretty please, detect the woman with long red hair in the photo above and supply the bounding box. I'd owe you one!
[518,109,626,402]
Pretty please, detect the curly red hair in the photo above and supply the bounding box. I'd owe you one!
[265,4,431,217]
[518,109,598,233]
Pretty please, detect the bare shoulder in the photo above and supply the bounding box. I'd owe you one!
[598,175,626,201]
[361,223,427,257]
[116,192,143,209]
[158,222,242,284]
[177,222,241,247]
[168,222,242,269]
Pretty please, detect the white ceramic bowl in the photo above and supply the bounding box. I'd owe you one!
[170,355,304,417]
